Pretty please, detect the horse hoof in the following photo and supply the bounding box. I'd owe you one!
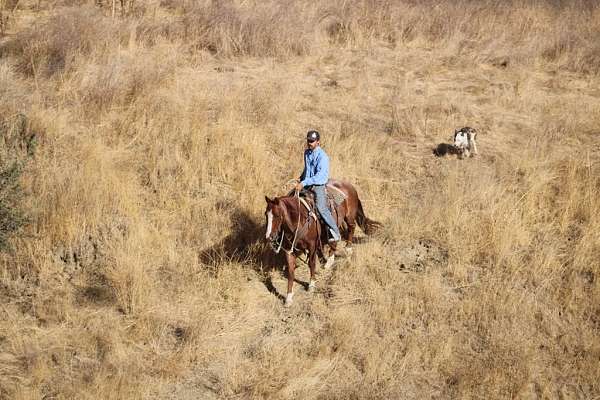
[346,247,353,255]
[284,293,294,307]
[308,281,316,293]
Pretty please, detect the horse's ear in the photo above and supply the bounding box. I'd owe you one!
[266,196,280,204]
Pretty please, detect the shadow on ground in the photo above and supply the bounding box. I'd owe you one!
[433,142,461,157]
[198,205,289,300]
[198,206,284,270]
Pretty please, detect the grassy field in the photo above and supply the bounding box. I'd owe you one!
[0,0,599,398]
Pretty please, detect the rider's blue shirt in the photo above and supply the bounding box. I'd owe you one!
[300,146,330,187]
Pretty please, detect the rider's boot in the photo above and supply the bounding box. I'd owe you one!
[328,228,341,243]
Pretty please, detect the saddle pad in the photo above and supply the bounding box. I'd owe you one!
[327,185,347,206]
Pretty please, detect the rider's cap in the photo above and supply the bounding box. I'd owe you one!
[306,130,320,142]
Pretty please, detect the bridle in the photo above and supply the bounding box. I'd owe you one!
[269,228,285,254]
[268,192,317,255]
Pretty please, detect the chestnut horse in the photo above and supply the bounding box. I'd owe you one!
[264,179,380,306]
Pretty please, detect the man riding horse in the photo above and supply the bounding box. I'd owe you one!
[293,130,342,245]
[265,130,380,306]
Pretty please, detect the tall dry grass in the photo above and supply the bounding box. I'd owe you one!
[0,0,599,399]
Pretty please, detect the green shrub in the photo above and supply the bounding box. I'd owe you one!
[0,113,36,251]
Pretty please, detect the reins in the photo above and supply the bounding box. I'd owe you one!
[270,189,313,258]
[289,189,302,253]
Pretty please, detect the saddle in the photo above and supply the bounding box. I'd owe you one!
[285,181,347,246]
[297,181,346,219]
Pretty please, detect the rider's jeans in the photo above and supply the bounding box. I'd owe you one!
[312,185,341,241]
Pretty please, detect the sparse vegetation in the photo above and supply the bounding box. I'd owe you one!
[0,113,34,251]
[0,0,599,399]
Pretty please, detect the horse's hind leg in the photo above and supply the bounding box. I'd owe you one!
[344,212,357,254]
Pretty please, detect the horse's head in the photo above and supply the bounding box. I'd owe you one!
[264,196,286,241]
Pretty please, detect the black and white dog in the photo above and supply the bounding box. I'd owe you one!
[453,127,478,158]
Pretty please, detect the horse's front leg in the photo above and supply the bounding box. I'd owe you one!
[285,252,296,306]
[308,248,317,293]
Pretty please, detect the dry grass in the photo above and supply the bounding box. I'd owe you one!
[0,0,599,399]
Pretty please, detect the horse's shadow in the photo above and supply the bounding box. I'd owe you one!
[198,205,287,300]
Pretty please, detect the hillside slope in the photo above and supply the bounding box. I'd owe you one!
[0,1,599,399]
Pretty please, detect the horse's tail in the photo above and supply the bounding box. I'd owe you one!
[356,199,381,235]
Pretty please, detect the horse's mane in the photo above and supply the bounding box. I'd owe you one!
[276,195,304,219]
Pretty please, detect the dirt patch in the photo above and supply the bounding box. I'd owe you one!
[392,240,448,273]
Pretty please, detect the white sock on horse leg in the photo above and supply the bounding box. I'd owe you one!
[285,292,294,305]
[324,254,335,269]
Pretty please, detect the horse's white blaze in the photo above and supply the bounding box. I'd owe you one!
[266,210,273,239]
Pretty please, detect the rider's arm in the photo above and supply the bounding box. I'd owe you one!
[301,152,329,186]
[298,150,308,182]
